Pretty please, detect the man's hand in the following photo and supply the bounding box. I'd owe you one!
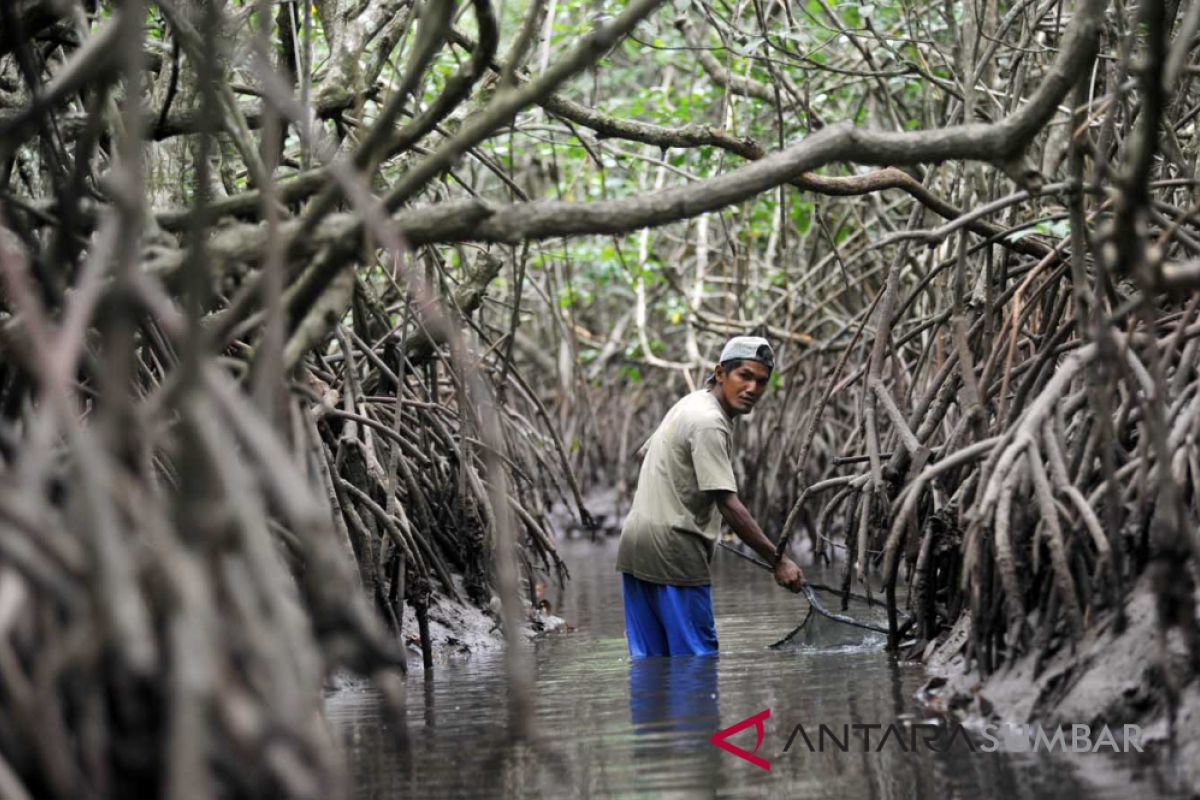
[773,555,806,593]
[710,491,807,592]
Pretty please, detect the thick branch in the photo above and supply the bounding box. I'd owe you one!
[0,18,123,154]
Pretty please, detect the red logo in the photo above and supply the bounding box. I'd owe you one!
[710,708,771,771]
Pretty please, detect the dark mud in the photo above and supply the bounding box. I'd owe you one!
[919,574,1200,794]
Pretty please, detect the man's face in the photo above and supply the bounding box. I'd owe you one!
[714,360,772,416]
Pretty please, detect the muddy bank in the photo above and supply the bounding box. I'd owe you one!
[326,596,566,691]
[917,574,1200,793]
[400,596,566,671]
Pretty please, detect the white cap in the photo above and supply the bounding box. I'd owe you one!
[718,336,775,370]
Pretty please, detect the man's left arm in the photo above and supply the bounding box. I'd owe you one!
[691,425,805,591]
[709,490,805,591]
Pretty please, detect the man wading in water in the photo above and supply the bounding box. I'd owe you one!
[616,336,806,657]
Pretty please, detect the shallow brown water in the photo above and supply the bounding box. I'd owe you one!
[326,538,1186,799]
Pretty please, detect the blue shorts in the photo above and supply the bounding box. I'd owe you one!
[621,573,718,658]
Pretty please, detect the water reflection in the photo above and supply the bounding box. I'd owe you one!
[326,538,1190,800]
[629,655,720,747]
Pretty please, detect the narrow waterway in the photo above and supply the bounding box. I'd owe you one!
[327,537,1183,799]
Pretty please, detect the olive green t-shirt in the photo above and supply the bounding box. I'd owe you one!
[615,389,738,586]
